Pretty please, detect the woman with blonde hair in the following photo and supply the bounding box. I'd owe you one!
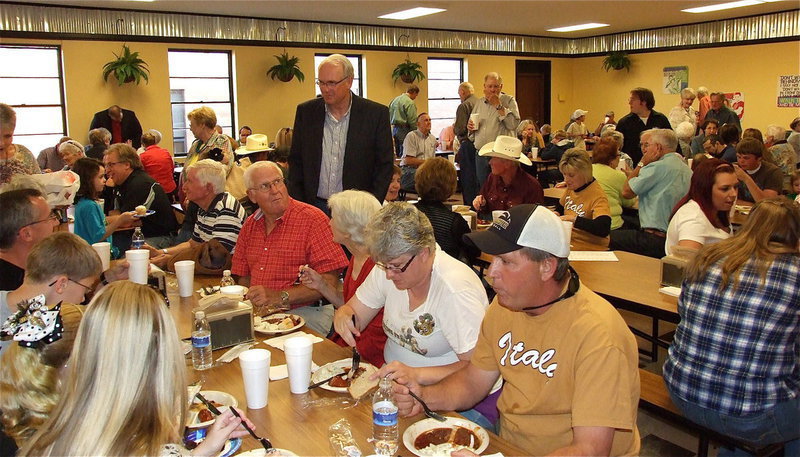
[668,87,698,131]
[557,148,612,248]
[663,198,800,456]
[18,282,253,457]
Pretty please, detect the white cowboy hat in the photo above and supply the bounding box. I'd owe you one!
[572,109,588,119]
[235,133,272,155]
[478,135,532,166]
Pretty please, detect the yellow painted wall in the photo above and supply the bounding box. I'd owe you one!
[564,41,800,132]
[3,37,797,151]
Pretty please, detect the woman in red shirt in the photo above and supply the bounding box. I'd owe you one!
[139,130,176,200]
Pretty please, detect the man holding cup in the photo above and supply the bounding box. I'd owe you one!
[467,73,521,189]
[232,162,348,335]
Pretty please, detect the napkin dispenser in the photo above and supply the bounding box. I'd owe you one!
[660,255,688,288]
[199,299,254,351]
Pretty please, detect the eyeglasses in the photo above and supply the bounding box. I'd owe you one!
[315,76,349,89]
[375,254,416,273]
[21,212,59,228]
[250,178,285,193]
[104,161,122,168]
[48,278,94,292]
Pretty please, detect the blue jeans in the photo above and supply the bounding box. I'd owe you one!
[668,390,799,456]
[476,154,491,189]
[458,140,480,209]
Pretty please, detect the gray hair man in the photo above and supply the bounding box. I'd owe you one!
[467,73,521,188]
[611,128,692,258]
[288,54,394,214]
[144,159,246,266]
[391,204,640,456]
[389,84,420,157]
[234,161,348,334]
[704,92,741,132]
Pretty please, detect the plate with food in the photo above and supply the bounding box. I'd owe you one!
[476,219,492,230]
[310,358,378,396]
[132,209,156,218]
[254,313,305,335]
[186,390,238,429]
[403,416,489,457]
[734,204,752,215]
[237,449,298,457]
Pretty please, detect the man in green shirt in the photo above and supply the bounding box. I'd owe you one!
[389,85,419,157]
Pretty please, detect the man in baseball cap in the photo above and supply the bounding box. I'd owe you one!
[391,204,641,456]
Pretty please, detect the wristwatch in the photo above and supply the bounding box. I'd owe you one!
[280,290,289,307]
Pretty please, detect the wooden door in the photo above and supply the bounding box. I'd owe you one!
[515,60,551,126]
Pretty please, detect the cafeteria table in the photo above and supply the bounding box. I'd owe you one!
[167,276,528,456]
[571,251,678,362]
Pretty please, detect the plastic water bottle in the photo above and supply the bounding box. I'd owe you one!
[220,270,235,287]
[131,227,145,250]
[191,311,212,370]
[372,377,399,455]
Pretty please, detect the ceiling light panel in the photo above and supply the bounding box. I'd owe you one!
[378,7,446,20]
[682,0,765,13]
[547,23,610,32]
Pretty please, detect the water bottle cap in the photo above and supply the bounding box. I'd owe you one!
[195,311,205,319]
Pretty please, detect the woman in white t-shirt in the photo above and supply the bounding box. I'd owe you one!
[666,158,737,256]
[333,203,497,427]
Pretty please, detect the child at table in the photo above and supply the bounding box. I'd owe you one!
[789,171,800,203]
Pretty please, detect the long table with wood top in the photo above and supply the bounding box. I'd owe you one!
[166,276,528,456]
[571,250,678,361]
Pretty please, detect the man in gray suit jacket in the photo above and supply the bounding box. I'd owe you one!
[288,54,393,212]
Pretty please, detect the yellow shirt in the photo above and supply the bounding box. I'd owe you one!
[471,285,640,456]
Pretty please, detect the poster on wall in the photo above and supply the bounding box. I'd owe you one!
[777,75,800,107]
[724,92,745,119]
[663,66,689,94]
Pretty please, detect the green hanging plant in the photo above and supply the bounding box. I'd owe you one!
[266,51,305,83]
[102,44,150,86]
[392,59,426,84]
[602,51,632,72]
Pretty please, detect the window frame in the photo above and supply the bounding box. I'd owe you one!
[0,44,67,147]
[426,57,464,139]
[167,48,236,157]
[314,53,364,97]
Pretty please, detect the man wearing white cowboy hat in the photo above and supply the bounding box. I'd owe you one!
[390,204,640,456]
[235,133,272,160]
[472,135,543,217]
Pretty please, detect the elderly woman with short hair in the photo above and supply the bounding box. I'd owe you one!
[765,124,796,190]
[592,138,636,231]
[57,140,84,170]
[300,190,386,365]
[557,148,612,248]
[334,202,494,426]
[85,128,111,161]
[668,88,699,131]
[0,103,41,185]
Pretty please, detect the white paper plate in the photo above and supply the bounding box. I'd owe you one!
[133,209,156,218]
[186,390,238,429]
[254,313,305,335]
[402,416,489,457]
[309,358,377,393]
[236,448,298,457]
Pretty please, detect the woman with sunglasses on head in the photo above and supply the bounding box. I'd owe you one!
[333,203,497,429]
[663,198,800,457]
[18,281,254,457]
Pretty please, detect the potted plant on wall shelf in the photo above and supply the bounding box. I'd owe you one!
[602,52,632,72]
[102,44,150,85]
[266,51,305,83]
[392,59,426,84]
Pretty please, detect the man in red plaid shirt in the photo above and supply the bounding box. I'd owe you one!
[232,161,348,335]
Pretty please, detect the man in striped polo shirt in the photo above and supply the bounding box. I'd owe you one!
[145,159,245,265]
